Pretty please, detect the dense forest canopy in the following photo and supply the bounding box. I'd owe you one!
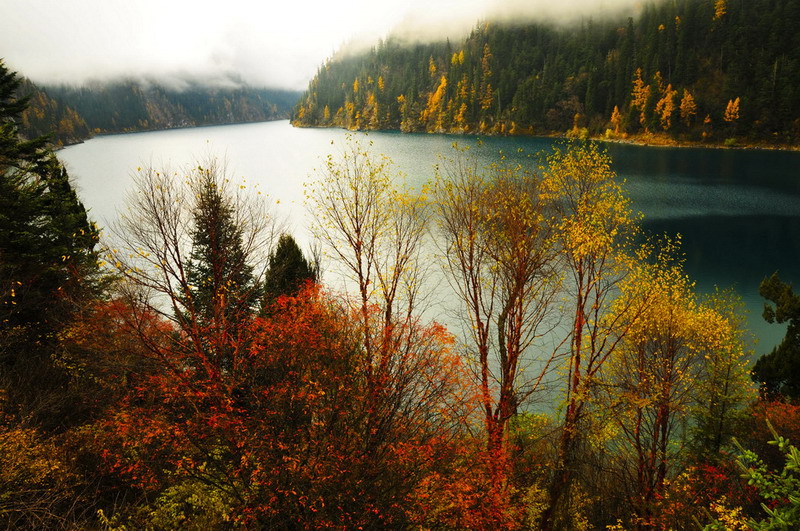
[293,0,800,145]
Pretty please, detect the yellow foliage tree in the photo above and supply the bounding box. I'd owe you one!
[601,248,754,526]
[680,89,697,127]
[421,75,448,132]
[453,76,470,130]
[610,105,623,135]
[714,0,727,20]
[656,83,678,131]
[306,137,435,414]
[539,142,647,529]
[631,68,651,131]
[0,425,81,527]
[652,71,665,95]
[601,242,715,523]
[723,97,740,123]
[480,44,494,112]
[397,94,415,132]
[434,146,561,505]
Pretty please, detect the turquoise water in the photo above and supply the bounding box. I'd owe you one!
[58,120,800,353]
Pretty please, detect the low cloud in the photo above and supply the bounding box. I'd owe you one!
[1,0,648,91]
[488,0,644,24]
[389,0,645,44]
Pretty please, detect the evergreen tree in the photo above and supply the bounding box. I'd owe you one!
[262,233,317,310]
[0,59,100,428]
[752,273,800,400]
[185,169,258,372]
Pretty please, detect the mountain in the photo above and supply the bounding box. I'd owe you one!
[19,79,301,145]
[292,0,800,146]
[18,79,90,146]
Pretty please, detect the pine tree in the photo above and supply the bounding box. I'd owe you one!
[631,68,652,131]
[752,273,800,399]
[723,98,739,122]
[0,59,100,428]
[262,234,317,311]
[185,169,258,372]
[610,105,623,135]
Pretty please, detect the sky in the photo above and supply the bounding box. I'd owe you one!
[1,0,643,91]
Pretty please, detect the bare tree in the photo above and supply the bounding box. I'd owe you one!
[433,146,562,475]
[306,136,469,465]
[107,159,279,380]
[306,136,431,390]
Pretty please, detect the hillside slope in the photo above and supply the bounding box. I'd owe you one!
[293,0,800,145]
[19,79,300,145]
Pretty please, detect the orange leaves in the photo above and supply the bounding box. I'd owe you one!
[610,105,623,135]
[680,89,698,127]
[724,97,741,123]
[92,281,473,527]
[420,75,448,131]
[656,83,678,131]
[714,0,728,21]
[410,442,522,530]
[631,68,651,130]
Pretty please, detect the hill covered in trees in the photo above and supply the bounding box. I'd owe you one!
[17,79,90,146]
[292,0,800,146]
[18,77,300,146]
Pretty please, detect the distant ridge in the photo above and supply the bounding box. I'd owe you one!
[19,78,301,146]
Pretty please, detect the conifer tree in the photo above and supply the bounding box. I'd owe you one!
[752,273,800,399]
[0,59,100,428]
[185,168,259,372]
[680,89,698,128]
[262,233,317,310]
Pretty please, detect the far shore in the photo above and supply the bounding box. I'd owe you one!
[59,118,800,154]
[594,131,800,153]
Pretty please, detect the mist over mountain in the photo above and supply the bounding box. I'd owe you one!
[380,0,647,46]
[294,0,800,146]
[3,0,657,94]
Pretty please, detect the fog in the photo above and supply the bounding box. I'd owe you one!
[1,0,647,91]
[389,0,644,44]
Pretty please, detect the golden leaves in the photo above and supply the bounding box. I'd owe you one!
[680,90,697,127]
[714,0,727,21]
[723,97,740,123]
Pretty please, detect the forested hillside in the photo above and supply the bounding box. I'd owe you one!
[293,0,800,145]
[17,79,89,146]
[18,78,300,145]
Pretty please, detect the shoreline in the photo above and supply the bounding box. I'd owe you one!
[594,132,800,153]
[292,121,800,153]
[60,119,800,154]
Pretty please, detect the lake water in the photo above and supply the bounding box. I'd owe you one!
[58,120,800,354]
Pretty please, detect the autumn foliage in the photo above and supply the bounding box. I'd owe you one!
[2,111,795,529]
[85,285,475,528]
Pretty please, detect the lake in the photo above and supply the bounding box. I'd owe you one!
[57,119,800,353]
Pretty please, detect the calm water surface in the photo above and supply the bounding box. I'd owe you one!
[58,120,800,353]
